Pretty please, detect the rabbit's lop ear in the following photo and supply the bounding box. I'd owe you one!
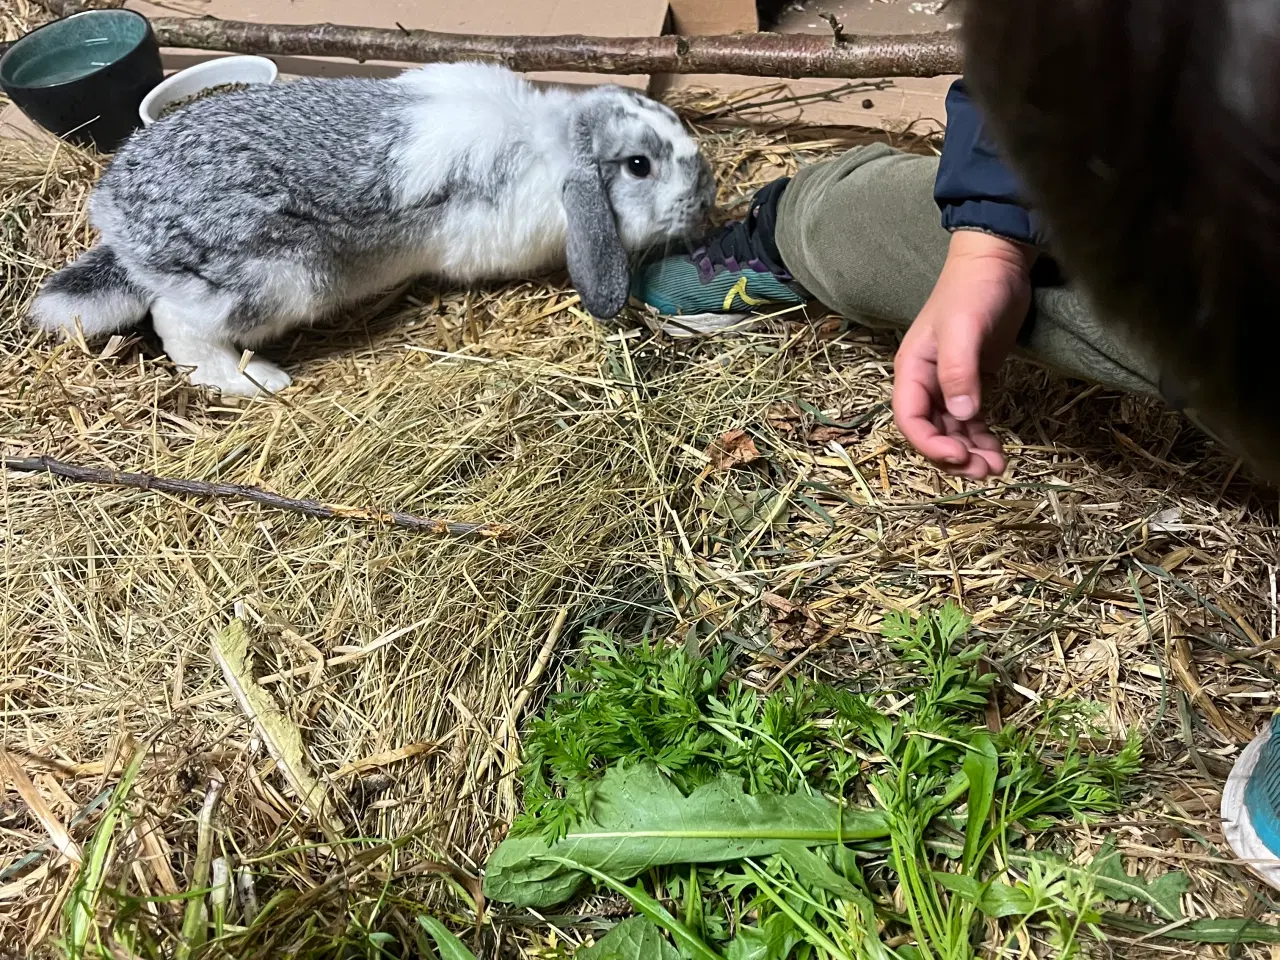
[563,114,630,320]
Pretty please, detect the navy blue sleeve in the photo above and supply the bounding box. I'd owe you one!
[934,79,1044,247]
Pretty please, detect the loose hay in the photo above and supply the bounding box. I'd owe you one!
[2,35,1280,960]
[156,82,252,120]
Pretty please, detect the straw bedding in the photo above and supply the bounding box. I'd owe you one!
[3,3,1280,956]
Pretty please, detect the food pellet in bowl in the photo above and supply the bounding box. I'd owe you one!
[157,82,251,120]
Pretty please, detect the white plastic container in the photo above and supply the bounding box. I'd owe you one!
[139,55,277,127]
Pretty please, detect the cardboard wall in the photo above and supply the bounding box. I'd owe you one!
[124,0,673,90]
[667,0,757,35]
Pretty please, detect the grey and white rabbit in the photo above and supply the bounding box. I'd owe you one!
[31,62,715,396]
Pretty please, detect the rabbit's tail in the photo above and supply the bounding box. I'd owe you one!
[30,244,150,338]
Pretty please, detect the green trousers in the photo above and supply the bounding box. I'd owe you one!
[773,143,1162,399]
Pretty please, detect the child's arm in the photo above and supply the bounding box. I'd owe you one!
[933,79,1046,249]
[892,79,1041,479]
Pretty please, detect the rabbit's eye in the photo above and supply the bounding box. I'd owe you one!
[626,156,652,178]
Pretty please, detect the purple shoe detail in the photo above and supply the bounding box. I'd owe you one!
[747,258,791,281]
[672,185,794,291]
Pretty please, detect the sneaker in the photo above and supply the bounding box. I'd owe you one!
[630,178,807,323]
[1222,715,1280,890]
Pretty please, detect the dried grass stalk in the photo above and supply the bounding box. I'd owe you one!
[213,622,346,838]
[0,752,82,865]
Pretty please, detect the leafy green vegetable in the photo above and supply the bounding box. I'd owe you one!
[723,913,800,960]
[485,762,888,907]
[416,917,479,960]
[882,602,993,719]
[491,602,1274,959]
[575,917,681,959]
[1087,835,1190,922]
[929,872,1035,920]
[929,839,1189,925]
[1100,914,1280,944]
[545,858,723,960]
[517,633,852,842]
[776,844,866,903]
[960,736,997,871]
[742,862,851,960]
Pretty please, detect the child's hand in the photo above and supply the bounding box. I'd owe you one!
[892,230,1034,479]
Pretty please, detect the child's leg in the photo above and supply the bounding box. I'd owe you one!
[774,142,1163,399]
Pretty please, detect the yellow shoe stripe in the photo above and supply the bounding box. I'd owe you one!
[722,276,766,311]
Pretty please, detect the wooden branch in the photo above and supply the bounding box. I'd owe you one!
[34,1,962,78]
[4,455,507,539]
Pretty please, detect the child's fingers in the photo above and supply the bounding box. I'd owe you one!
[933,312,989,422]
[893,353,970,465]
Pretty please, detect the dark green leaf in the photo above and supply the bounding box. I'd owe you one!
[684,864,704,943]
[961,735,997,870]
[485,763,888,907]
[576,917,681,959]
[1101,913,1280,944]
[1089,836,1189,921]
[416,917,478,960]
[776,844,864,902]
[724,913,801,960]
[930,872,1034,919]
[543,857,723,960]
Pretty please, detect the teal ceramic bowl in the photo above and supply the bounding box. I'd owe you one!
[0,10,164,151]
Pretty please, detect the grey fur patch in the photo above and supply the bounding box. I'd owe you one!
[563,113,629,319]
[43,244,141,300]
[31,242,151,337]
[637,128,672,162]
[92,79,477,335]
[563,169,629,318]
[620,87,680,123]
[410,147,523,215]
[682,154,714,201]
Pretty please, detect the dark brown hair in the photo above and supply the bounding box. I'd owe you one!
[961,0,1280,481]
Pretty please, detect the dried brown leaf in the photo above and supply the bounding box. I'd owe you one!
[761,592,823,653]
[706,429,761,470]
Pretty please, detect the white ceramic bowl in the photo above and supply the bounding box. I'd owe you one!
[139,55,277,127]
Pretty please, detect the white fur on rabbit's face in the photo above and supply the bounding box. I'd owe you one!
[578,87,716,252]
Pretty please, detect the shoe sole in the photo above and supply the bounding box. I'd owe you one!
[1222,722,1280,890]
[637,309,760,339]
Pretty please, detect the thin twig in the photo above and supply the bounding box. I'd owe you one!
[34,1,962,78]
[686,79,893,123]
[3,455,508,539]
